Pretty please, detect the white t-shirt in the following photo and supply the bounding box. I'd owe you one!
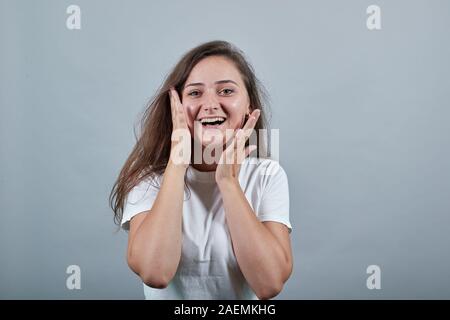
[121,157,292,300]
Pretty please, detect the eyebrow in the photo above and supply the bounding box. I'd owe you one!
[184,80,239,89]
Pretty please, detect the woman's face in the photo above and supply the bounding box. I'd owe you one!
[181,56,251,147]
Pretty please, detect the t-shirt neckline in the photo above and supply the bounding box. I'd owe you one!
[186,158,250,183]
[186,165,217,182]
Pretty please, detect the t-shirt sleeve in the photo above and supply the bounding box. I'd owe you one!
[121,178,160,231]
[257,161,292,233]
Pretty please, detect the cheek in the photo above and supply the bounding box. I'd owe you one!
[224,101,247,128]
[227,115,244,130]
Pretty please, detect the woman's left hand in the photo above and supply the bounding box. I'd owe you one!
[215,109,261,187]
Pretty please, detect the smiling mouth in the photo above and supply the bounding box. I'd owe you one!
[198,117,227,128]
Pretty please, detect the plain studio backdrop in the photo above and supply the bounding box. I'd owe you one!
[1,0,449,299]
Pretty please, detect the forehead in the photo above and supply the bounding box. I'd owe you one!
[186,56,244,85]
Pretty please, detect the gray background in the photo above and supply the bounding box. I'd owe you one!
[1,0,449,299]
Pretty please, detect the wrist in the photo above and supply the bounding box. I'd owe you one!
[166,159,188,176]
[217,177,240,192]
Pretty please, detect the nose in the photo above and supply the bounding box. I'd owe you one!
[200,90,220,112]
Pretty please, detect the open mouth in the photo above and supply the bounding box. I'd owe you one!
[198,117,227,128]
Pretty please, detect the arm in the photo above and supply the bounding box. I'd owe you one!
[127,88,190,288]
[127,162,186,288]
[215,109,292,299]
[218,180,293,300]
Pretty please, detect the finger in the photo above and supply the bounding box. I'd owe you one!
[177,104,188,128]
[221,127,238,152]
[170,88,183,114]
[239,109,260,145]
[234,144,256,166]
[171,88,188,129]
[220,134,236,165]
[171,87,183,107]
[244,145,257,158]
[169,89,173,117]
[242,109,261,131]
[169,88,177,124]
[235,127,255,153]
[223,109,261,158]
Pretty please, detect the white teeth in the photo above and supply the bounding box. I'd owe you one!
[199,117,226,124]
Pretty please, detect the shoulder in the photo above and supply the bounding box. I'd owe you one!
[121,174,163,230]
[127,174,162,202]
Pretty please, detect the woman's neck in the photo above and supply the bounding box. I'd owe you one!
[191,162,217,172]
[190,146,219,172]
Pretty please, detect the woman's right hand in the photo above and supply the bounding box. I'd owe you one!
[168,88,191,170]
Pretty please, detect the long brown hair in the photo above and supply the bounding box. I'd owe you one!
[110,40,271,226]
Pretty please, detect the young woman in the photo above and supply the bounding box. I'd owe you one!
[110,40,293,300]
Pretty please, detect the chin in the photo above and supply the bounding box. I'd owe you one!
[199,134,226,148]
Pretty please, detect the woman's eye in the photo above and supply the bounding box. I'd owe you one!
[220,88,234,95]
[188,90,200,97]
